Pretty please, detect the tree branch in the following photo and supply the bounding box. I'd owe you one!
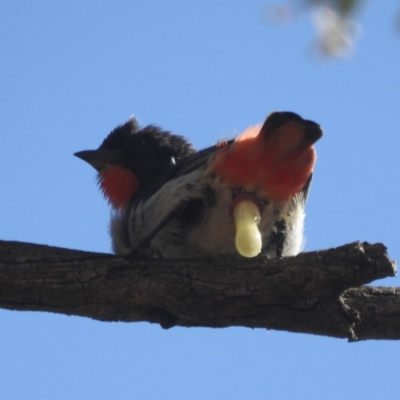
[0,240,397,341]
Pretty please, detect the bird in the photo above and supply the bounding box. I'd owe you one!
[74,111,322,259]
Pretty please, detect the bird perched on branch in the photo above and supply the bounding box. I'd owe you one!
[75,112,322,259]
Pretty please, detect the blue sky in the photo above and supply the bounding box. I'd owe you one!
[1,1,400,399]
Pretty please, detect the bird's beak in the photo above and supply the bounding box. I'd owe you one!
[74,149,124,172]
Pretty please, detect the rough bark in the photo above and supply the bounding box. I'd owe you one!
[0,240,397,341]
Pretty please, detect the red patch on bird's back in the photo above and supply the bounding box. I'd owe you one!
[212,123,317,202]
[99,167,140,209]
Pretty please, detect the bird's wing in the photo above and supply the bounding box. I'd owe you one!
[131,142,232,250]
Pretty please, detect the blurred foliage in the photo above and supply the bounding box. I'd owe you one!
[304,0,365,16]
[266,0,399,58]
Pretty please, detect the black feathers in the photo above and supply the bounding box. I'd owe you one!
[99,117,196,186]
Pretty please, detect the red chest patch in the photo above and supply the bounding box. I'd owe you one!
[99,167,140,209]
[212,123,317,202]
